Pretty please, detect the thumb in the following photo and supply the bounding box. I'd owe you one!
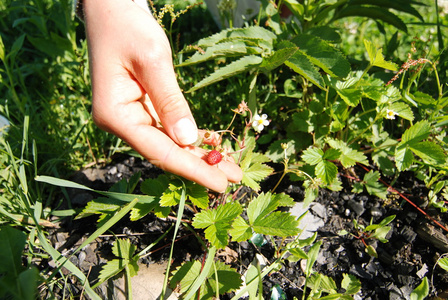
[130,17,198,146]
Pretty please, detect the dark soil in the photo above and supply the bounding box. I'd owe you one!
[43,154,448,299]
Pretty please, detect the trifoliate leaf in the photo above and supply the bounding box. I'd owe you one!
[395,121,445,170]
[192,202,243,249]
[98,239,139,284]
[327,138,368,167]
[322,148,341,161]
[308,273,337,294]
[240,151,274,191]
[131,175,171,219]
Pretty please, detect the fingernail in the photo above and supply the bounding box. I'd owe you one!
[174,118,198,145]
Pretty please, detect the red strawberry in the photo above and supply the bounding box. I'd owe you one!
[206,150,222,165]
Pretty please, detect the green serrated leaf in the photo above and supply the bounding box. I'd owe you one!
[316,160,338,185]
[292,34,350,78]
[188,55,263,92]
[273,193,295,207]
[112,239,136,260]
[308,273,338,294]
[364,39,398,70]
[229,216,252,242]
[410,141,446,166]
[75,197,122,225]
[305,26,341,43]
[247,192,280,224]
[98,259,124,284]
[327,138,368,167]
[395,145,414,171]
[388,101,414,121]
[401,120,430,144]
[252,211,300,237]
[304,186,319,207]
[240,152,274,191]
[192,202,243,249]
[322,148,341,161]
[302,147,324,165]
[363,171,388,199]
[186,182,209,209]
[337,88,363,107]
[260,41,298,72]
[140,175,170,196]
[160,181,183,207]
[196,26,276,48]
[285,51,325,89]
[178,41,256,66]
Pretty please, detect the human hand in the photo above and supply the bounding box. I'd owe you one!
[83,0,242,192]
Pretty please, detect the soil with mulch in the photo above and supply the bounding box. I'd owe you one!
[42,154,448,299]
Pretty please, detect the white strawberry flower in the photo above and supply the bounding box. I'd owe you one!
[252,114,270,132]
[386,109,399,120]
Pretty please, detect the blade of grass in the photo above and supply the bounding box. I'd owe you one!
[184,246,217,300]
[35,175,156,204]
[41,198,139,298]
[36,230,102,300]
[160,180,187,299]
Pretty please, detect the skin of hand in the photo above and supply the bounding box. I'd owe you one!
[83,0,243,192]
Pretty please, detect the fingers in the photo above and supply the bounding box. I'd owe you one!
[127,15,198,146]
[122,125,242,192]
